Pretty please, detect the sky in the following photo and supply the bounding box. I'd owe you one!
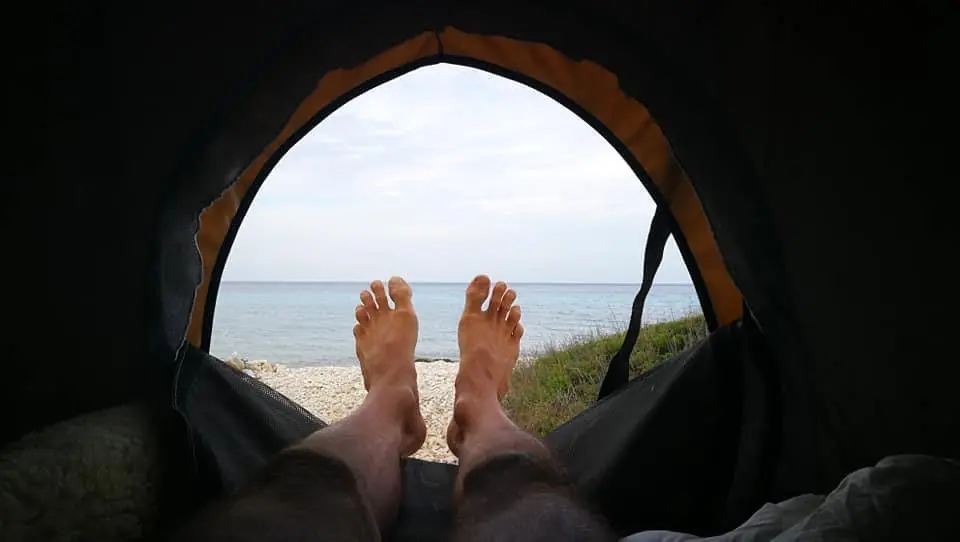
[221,64,692,284]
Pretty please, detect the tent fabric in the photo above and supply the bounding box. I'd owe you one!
[176,342,459,541]
[598,206,675,400]
[3,0,958,537]
[187,27,744,350]
[173,345,326,495]
[546,314,779,537]
[175,316,766,540]
[166,4,957,499]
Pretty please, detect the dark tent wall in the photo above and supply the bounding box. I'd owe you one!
[663,1,959,495]
[3,0,957,504]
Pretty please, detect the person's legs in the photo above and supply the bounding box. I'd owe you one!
[174,278,426,542]
[447,275,618,542]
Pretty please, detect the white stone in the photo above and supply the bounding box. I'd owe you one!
[257,363,460,463]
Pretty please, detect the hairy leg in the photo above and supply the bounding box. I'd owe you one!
[447,275,617,542]
[175,278,426,542]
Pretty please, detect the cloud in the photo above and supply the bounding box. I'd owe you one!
[222,64,692,284]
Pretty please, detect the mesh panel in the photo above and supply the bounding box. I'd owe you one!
[171,345,458,541]
[174,344,325,492]
[226,361,325,433]
[545,321,759,536]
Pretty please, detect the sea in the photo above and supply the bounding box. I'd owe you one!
[210,282,701,366]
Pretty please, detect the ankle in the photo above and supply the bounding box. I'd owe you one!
[453,392,506,434]
[364,383,419,420]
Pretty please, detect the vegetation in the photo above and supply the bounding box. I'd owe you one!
[504,314,708,437]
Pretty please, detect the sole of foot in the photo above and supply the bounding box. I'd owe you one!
[354,277,426,457]
[446,275,524,456]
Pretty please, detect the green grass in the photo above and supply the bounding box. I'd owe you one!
[503,314,708,437]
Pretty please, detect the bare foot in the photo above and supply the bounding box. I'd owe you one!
[353,277,426,457]
[447,275,524,456]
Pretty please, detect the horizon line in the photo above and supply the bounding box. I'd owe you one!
[219,280,695,286]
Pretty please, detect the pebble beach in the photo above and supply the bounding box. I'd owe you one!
[253,362,461,463]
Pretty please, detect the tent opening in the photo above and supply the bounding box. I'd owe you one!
[189,40,747,356]
[207,64,710,453]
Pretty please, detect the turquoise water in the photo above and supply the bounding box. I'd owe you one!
[210,282,700,366]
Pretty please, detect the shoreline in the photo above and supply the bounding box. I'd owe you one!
[228,354,534,371]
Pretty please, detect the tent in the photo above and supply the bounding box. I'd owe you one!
[2,0,957,540]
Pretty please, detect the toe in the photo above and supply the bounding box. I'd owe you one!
[360,290,378,316]
[388,276,413,309]
[371,280,389,310]
[355,305,371,326]
[512,322,525,341]
[489,281,507,315]
[506,305,522,330]
[464,275,491,313]
[353,324,365,338]
[498,289,517,319]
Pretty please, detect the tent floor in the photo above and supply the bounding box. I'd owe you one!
[0,317,775,541]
